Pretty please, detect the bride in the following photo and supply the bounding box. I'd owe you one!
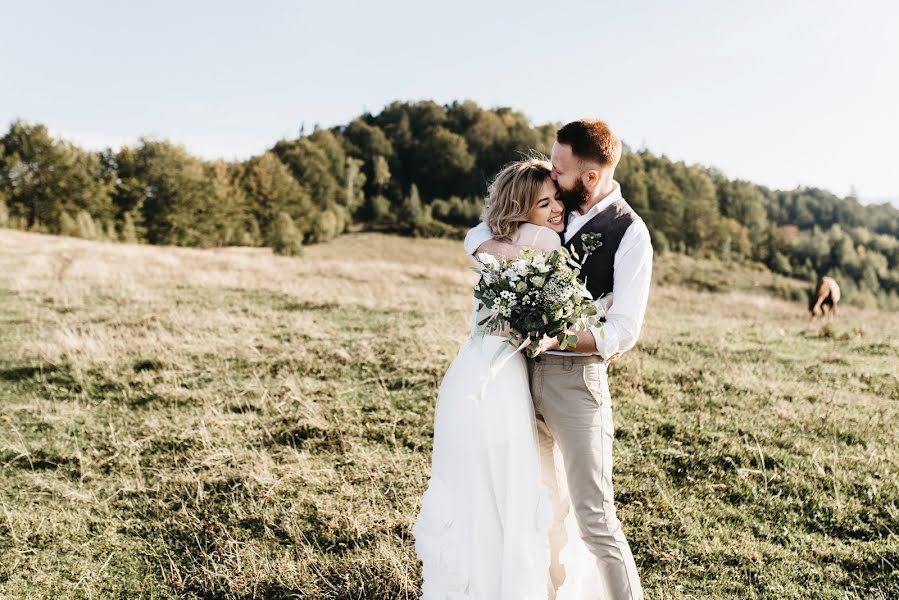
[413,159,602,599]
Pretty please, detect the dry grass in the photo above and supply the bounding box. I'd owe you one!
[0,229,897,599]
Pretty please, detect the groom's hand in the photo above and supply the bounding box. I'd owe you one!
[536,335,560,354]
[475,239,523,260]
[527,335,559,355]
[515,335,560,355]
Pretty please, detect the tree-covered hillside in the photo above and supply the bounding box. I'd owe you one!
[1,100,897,306]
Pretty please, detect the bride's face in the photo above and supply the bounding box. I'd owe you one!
[525,178,565,233]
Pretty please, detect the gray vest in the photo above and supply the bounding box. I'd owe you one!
[565,197,639,302]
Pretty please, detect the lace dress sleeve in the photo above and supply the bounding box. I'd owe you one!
[534,227,562,250]
[522,224,562,252]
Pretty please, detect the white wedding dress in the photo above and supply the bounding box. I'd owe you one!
[414,224,603,600]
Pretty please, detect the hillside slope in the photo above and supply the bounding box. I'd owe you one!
[0,229,897,599]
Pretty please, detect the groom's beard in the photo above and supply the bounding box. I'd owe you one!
[556,178,590,213]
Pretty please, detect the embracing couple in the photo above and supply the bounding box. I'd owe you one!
[413,119,653,599]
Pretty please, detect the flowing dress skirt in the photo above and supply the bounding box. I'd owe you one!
[413,334,552,599]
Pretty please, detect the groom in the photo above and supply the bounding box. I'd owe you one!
[464,119,651,600]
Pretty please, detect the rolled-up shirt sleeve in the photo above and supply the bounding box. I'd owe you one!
[589,219,653,359]
[464,222,493,258]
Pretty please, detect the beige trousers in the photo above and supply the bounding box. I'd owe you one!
[528,354,644,600]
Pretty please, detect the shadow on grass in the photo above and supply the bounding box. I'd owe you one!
[0,447,74,472]
[263,416,347,453]
[0,364,60,382]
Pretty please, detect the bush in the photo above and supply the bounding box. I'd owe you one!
[369,195,393,226]
[76,210,100,240]
[268,212,304,256]
[121,212,139,243]
[310,209,340,243]
[59,212,78,237]
[771,282,808,304]
[650,228,669,255]
[103,220,117,241]
[770,252,792,275]
[430,198,450,222]
[413,219,464,239]
[235,218,262,247]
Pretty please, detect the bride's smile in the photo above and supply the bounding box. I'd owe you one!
[526,178,566,233]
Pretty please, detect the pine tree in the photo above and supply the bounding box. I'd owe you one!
[0,194,8,228]
[60,212,78,237]
[75,210,99,240]
[103,220,117,241]
[121,212,139,243]
[399,184,426,229]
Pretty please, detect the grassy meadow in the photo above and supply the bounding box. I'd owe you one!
[0,228,897,599]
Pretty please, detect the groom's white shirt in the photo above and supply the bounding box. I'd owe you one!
[463,181,653,360]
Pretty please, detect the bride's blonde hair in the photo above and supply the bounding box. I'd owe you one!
[482,158,553,241]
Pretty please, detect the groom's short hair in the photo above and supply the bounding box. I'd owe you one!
[557,119,622,169]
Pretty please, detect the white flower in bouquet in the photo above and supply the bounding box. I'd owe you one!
[477,253,500,269]
[473,247,601,357]
[501,267,521,282]
[530,254,551,274]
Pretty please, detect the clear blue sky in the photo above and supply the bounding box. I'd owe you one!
[3,0,898,201]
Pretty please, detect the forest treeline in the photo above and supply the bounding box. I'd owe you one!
[1,100,898,306]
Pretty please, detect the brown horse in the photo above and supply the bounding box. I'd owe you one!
[809,276,840,321]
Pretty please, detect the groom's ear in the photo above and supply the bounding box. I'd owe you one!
[583,168,601,189]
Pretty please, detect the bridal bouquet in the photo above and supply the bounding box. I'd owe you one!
[473,247,600,357]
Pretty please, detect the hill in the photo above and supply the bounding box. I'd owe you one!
[3,100,899,308]
[0,229,897,598]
